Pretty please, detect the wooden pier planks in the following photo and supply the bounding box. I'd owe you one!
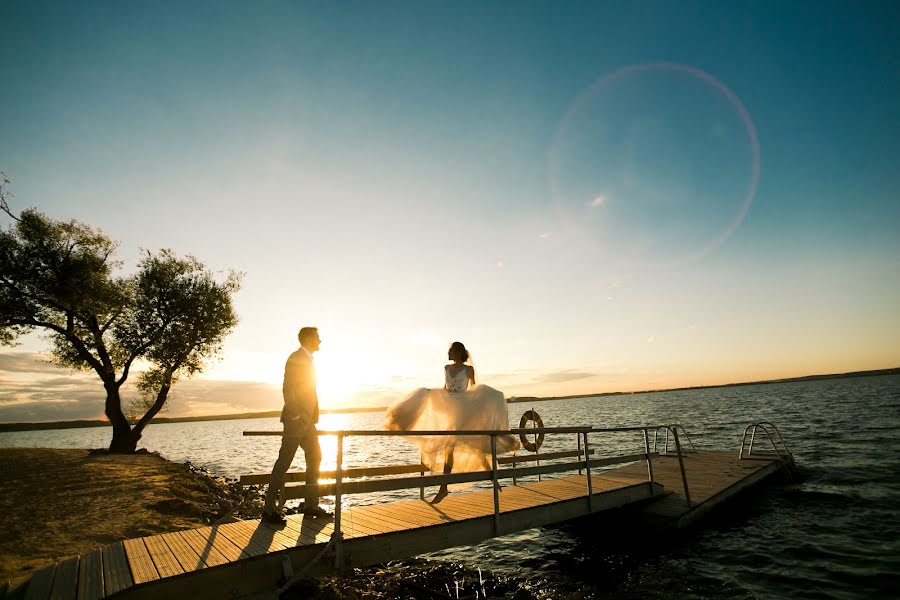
[47,556,78,600]
[121,539,158,585]
[75,549,103,600]
[100,542,132,596]
[22,450,783,600]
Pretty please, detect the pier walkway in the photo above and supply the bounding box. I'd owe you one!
[14,423,793,600]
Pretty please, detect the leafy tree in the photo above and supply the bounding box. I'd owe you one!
[0,173,241,452]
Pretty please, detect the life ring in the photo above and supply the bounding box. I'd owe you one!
[519,410,545,452]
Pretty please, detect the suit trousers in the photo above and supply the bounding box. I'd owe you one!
[264,421,322,511]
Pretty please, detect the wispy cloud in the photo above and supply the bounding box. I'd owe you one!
[0,351,283,423]
[532,369,598,384]
[0,352,64,374]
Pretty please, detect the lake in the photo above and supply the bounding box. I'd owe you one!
[2,374,898,598]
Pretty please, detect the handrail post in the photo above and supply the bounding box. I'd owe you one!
[642,428,655,494]
[333,433,344,569]
[671,427,691,507]
[582,431,593,512]
[748,425,757,456]
[739,425,752,459]
[665,427,670,455]
[532,408,541,482]
[490,434,500,536]
[577,433,583,475]
[419,451,425,500]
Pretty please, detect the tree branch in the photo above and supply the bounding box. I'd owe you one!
[132,367,175,434]
[5,316,107,375]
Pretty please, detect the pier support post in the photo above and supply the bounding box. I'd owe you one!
[582,432,593,512]
[491,435,500,536]
[642,428,655,494]
[577,434,583,475]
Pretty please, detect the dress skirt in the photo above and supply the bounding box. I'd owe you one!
[384,385,520,472]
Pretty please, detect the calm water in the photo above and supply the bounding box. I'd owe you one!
[2,375,899,598]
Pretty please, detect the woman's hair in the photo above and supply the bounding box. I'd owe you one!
[448,341,469,362]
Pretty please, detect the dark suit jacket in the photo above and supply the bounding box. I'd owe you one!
[281,347,319,428]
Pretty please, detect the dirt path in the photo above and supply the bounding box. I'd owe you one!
[0,448,257,584]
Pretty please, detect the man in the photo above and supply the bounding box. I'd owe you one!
[262,326,330,524]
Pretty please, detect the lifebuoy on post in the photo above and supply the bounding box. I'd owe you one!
[519,410,545,452]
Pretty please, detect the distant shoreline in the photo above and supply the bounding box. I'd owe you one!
[1,367,896,433]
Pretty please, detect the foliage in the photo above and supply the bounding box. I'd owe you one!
[0,173,241,451]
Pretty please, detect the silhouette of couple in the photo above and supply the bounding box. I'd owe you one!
[262,327,518,526]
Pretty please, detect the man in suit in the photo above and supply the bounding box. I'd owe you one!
[262,326,329,524]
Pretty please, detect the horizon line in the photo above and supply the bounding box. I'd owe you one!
[1,367,896,431]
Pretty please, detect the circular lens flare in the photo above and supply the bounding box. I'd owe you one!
[549,62,760,268]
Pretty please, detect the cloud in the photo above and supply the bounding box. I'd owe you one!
[531,369,598,384]
[589,195,606,208]
[0,352,66,375]
[0,350,284,423]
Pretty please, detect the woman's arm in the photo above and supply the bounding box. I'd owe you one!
[467,365,476,386]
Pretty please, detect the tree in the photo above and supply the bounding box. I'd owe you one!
[0,174,241,452]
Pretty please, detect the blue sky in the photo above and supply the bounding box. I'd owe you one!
[1,1,898,422]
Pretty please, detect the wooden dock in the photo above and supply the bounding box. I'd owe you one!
[12,424,793,599]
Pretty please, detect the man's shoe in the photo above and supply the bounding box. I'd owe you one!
[261,510,287,526]
[302,505,332,519]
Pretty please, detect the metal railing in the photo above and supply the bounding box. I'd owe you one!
[652,423,696,455]
[739,421,791,460]
[243,424,681,569]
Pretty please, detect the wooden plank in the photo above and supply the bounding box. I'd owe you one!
[338,507,410,535]
[143,536,185,579]
[240,463,430,485]
[339,509,393,536]
[101,542,133,596]
[280,515,335,545]
[158,532,206,573]
[356,503,440,532]
[24,563,56,600]
[123,538,159,585]
[218,520,294,555]
[47,556,78,600]
[378,499,459,522]
[498,449,595,464]
[180,527,244,565]
[335,508,399,536]
[361,502,454,527]
[214,522,279,556]
[76,549,103,600]
[282,468,492,499]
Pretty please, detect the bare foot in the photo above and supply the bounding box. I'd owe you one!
[431,487,449,504]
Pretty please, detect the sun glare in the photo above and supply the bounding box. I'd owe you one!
[313,347,397,409]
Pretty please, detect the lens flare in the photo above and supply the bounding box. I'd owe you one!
[549,62,760,268]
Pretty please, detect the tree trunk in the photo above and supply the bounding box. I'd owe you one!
[105,382,140,453]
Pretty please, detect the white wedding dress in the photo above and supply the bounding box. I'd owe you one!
[384,368,520,472]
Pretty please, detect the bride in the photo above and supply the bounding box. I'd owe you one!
[384,341,519,503]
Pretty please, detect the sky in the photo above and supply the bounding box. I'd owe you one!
[1,1,898,422]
